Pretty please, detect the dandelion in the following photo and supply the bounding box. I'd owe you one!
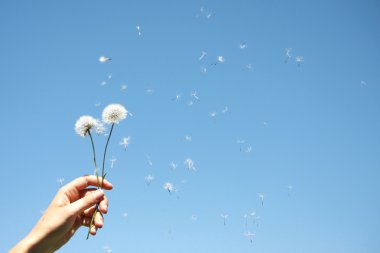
[75,116,98,137]
[102,104,128,124]
[99,56,111,63]
[164,182,174,194]
[81,104,127,240]
[119,136,131,150]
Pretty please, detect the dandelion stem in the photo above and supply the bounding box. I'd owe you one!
[101,123,114,187]
[87,130,100,188]
[86,205,98,240]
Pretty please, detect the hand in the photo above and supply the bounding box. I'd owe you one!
[9,175,113,253]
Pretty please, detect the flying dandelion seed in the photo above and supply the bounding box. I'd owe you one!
[169,161,178,170]
[100,81,107,86]
[190,91,200,101]
[110,156,117,169]
[191,214,198,221]
[295,56,303,67]
[243,214,249,228]
[99,56,111,63]
[221,214,229,226]
[164,182,174,194]
[262,121,268,127]
[146,155,153,166]
[172,93,181,101]
[122,212,128,218]
[239,42,248,49]
[184,158,196,171]
[221,106,229,114]
[56,178,65,186]
[244,231,255,243]
[185,135,192,141]
[258,193,265,206]
[95,102,101,107]
[103,246,112,253]
[218,56,226,63]
[200,67,207,74]
[145,175,154,186]
[360,80,367,87]
[210,112,217,118]
[146,88,154,94]
[136,25,142,36]
[287,185,294,196]
[188,100,194,106]
[285,48,292,62]
[243,63,253,72]
[199,51,207,60]
[121,85,128,91]
[245,146,253,153]
[119,136,131,150]
[107,74,112,80]
[237,139,246,152]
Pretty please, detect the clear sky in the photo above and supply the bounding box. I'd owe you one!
[1,0,379,252]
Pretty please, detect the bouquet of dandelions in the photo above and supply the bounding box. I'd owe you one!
[75,104,128,239]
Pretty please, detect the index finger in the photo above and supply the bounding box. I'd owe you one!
[66,175,113,191]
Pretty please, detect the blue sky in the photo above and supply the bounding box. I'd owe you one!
[1,0,379,252]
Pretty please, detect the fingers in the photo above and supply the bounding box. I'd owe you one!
[80,211,104,236]
[65,175,113,192]
[69,189,105,215]
[80,190,108,216]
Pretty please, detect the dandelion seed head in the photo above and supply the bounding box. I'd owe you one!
[102,104,128,124]
[75,115,98,137]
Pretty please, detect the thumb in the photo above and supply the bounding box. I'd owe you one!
[69,189,105,214]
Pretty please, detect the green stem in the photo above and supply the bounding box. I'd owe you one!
[101,123,114,187]
[87,130,100,188]
[86,206,98,240]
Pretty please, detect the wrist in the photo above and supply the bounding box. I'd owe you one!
[9,233,51,253]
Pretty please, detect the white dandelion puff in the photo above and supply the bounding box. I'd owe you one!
[102,104,128,124]
[99,56,111,63]
[75,115,98,137]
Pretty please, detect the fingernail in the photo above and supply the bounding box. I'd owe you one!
[94,190,104,200]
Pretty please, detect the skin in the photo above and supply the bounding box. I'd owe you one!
[9,175,113,253]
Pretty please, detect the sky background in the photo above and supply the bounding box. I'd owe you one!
[1,0,379,252]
